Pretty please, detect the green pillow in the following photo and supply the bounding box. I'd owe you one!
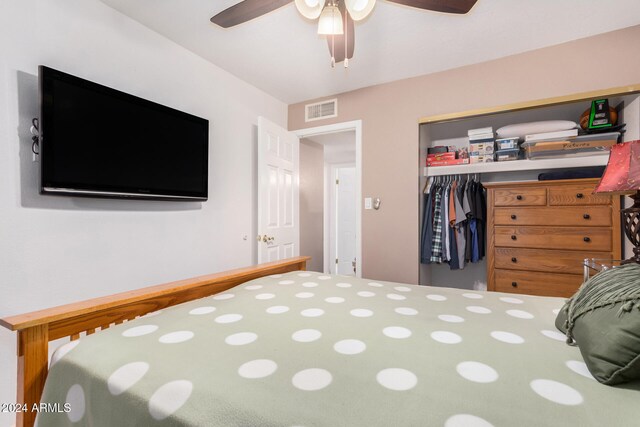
[555,263,640,385]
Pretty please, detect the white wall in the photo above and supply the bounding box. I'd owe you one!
[0,2,287,425]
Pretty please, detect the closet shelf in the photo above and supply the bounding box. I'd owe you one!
[423,154,609,177]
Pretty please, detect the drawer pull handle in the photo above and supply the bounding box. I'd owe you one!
[511,281,518,288]
[576,193,584,199]
[511,235,517,241]
[511,257,517,263]
[511,214,517,220]
[583,213,590,220]
[583,237,591,243]
[516,195,523,200]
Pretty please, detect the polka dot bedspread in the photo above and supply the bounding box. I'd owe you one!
[38,272,640,426]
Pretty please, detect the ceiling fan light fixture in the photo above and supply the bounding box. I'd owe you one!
[295,0,326,20]
[317,5,344,35]
[344,0,376,21]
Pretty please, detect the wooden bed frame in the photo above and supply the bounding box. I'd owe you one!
[0,256,310,427]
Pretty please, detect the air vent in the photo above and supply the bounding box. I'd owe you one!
[305,98,338,122]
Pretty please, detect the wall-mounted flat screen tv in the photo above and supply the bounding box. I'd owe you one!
[39,66,209,201]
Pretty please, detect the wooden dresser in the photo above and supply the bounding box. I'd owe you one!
[485,178,621,297]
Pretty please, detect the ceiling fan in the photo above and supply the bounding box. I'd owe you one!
[211,0,477,67]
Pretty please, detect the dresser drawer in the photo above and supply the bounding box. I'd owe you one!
[494,188,547,206]
[495,226,612,251]
[548,185,611,206]
[494,248,611,275]
[494,206,612,226]
[494,269,582,297]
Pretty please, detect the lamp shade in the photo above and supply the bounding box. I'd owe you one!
[595,140,640,194]
[295,0,326,20]
[344,0,376,21]
[317,5,344,35]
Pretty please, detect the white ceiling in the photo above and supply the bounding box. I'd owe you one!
[99,0,640,104]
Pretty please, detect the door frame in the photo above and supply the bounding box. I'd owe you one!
[293,120,363,278]
[328,163,356,275]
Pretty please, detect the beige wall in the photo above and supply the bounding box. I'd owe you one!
[300,139,325,272]
[288,25,640,284]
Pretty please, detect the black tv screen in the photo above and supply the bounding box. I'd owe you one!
[39,66,209,201]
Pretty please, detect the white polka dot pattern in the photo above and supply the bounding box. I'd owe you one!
[189,306,216,315]
[431,331,462,344]
[107,362,149,395]
[541,330,566,342]
[301,308,324,317]
[466,306,491,314]
[490,331,524,344]
[506,309,534,319]
[376,368,417,391]
[148,380,193,420]
[438,314,464,323]
[238,359,278,379]
[456,361,498,383]
[383,326,412,339]
[292,368,332,391]
[565,361,595,380]
[395,307,418,316]
[350,309,373,317]
[159,331,194,344]
[122,325,158,337]
[266,305,289,314]
[292,329,322,343]
[499,296,524,304]
[445,414,494,427]
[334,339,366,355]
[225,332,258,346]
[357,291,376,297]
[530,379,583,405]
[45,271,615,426]
[295,292,314,299]
[65,384,85,423]
[215,314,242,324]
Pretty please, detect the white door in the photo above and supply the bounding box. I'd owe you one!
[335,167,356,275]
[257,116,300,263]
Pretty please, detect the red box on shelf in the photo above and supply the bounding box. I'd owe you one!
[426,158,470,167]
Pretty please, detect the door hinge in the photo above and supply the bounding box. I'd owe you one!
[335,179,339,185]
[335,258,338,264]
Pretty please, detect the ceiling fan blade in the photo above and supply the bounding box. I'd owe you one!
[210,0,293,28]
[385,0,477,14]
[327,2,355,64]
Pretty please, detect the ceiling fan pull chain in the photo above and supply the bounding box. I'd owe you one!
[331,33,336,68]
[344,11,349,68]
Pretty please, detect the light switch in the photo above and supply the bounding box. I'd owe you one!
[364,197,372,210]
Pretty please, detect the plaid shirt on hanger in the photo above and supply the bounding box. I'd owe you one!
[430,185,443,263]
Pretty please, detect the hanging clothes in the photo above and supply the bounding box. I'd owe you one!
[420,175,486,269]
[420,179,434,264]
[430,184,444,263]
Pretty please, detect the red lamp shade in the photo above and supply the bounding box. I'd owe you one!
[595,140,640,194]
